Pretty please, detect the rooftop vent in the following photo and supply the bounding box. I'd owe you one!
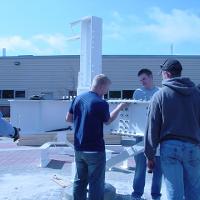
[2,48,6,57]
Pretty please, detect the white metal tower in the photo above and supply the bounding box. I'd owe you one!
[70,16,102,95]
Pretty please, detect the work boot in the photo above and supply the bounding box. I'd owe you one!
[13,127,20,142]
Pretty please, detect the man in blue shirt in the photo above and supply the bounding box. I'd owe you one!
[66,74,127,200]
[132,69,162,200]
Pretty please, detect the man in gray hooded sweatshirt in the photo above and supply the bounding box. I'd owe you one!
[197,83,200,90]
[144,59,200,200]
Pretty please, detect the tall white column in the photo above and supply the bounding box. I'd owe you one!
[77,16,102,95]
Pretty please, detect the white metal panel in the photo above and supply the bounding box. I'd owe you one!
[10,100,71,134]
[104,100,149,136]
[10,99,148,136]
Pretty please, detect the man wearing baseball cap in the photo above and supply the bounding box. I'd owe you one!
[144,59,200,200]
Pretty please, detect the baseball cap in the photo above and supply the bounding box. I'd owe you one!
[160,59,182,73]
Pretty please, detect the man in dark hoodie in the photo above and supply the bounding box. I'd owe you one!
[144,59,200,200]
[197,83,200,90]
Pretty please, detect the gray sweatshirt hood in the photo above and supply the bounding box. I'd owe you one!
[162,77,196,96]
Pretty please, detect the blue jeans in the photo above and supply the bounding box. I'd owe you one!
[73,151,106,200]
[132,138,162,199]
[161,140,200,200]
[0,112,14,137]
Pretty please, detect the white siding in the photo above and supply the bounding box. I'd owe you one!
[0,55,200,106]
[0,56,79,102]
[103,55,200,90]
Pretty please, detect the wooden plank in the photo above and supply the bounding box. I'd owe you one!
[66,133,122,145]
[17,132,122,146]
[18,132,57,146]
[51,175,72,188]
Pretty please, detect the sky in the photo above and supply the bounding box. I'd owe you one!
[0,0,200,56]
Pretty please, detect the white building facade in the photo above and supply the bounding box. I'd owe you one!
[0,55,199,115]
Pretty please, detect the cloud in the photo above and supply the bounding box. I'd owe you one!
[1,8,200,56]
[140,7,200,43]
[0,34,80,55]
[33,34,68,51]
[0,36,39,53]
[104,11,133,41]
[104,8,200,45]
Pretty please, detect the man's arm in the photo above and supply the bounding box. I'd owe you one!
[105,103,129,125]
[66,112,73,123]
[144,94,162,162]
[65,98,75,123]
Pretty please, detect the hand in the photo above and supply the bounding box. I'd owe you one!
[117,102,130,111]
[147,159,155,173]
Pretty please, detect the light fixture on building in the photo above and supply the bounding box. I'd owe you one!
[14,61,21,66]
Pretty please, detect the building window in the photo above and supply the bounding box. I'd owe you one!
[2,90,14,99]
[122,90,134,99]
[104,93,108,100]
[69,90,77,97]
[15,91,25,98]
[0,90,2,98]
[0,106,10,117]
[109,91,122,99]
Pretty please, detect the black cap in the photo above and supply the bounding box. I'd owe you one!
[160,59,182,73]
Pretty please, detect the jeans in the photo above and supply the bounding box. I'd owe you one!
[160,140,200,200]
[132,138,162,199]
[0,112,14,137]
[73,151,106,200]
